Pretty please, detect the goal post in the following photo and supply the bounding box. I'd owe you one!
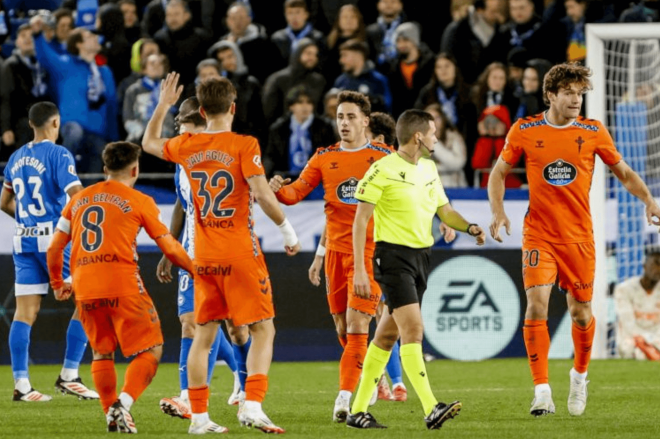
[586,23,660,358]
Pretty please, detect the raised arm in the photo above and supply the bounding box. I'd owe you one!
[610,160,660,226]
[142,72,183,159]
[248,175,301,255]
[487,157,513,242]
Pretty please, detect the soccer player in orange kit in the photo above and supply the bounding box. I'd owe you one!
[489,63,660,417]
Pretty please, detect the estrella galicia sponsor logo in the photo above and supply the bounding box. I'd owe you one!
[336,177,360,204]
[543,159,577,186]
[421,256,520,361]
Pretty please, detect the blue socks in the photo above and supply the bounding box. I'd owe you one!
[386,340,403,385]
[9,321,31,380]
[63,319,88,370]
[232,337,251,391]
[214,328,237,372]
[179,337,193,391]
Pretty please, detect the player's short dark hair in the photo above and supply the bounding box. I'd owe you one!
[337,90,371,117]
[396,109,434,146]
[102,142,142,172]
[339,39,369,59]
[369,112,396,145]
[196,77,236,116]
[66,28,86,56]
[28,102,59,128]
[285,86,313,107]
[176,96,206,127]
[543,62,592,105]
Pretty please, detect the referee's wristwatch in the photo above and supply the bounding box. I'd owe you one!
[466,224,479,236]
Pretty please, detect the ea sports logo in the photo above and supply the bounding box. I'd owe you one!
[421,256,520,361]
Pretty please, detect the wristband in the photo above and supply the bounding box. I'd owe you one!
[466,224,479,236]
[315,243,326,257]
[278,218,298,247]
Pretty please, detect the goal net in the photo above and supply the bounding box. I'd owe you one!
[587,24,660,358]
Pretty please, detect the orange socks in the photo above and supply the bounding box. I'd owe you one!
[572,317,595,373]
[523,319,550,385]
[246,374,268,403]
[339,333,368,392]
[189,385,209,414]
[91,359,117,414]
[121,351,159,402]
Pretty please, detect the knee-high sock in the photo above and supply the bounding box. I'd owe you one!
[91,359,117,414]
[179,337,193,392]
[63,319,88,370]
[351,343,391,414]
[386,340,402,385]
[339,333,368,392]
[523,319,550,385]
[232,337,251,391]
[9,321,31,380]
[572,317,595,374]
[122,352,159,402]
[245,374,268,403]
[189,385,209,414]
[400,343,437,416]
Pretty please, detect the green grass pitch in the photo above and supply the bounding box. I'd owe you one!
[1,359,659,438]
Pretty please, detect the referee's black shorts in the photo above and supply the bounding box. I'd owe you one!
[373,242,431,311]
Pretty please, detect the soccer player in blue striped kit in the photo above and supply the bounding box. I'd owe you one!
[1,102,98,401]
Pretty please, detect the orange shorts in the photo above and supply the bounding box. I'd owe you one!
[325,249,381,316]
[522,234,595,302]
[193,254,275,326]
[76,293,163,357]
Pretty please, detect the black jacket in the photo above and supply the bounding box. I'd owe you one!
[262,38,327,125]
[387,43,435,118]
[264,114,337,178]
[155,21,211,86]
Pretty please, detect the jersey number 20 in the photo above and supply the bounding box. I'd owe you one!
[191,170,236,218]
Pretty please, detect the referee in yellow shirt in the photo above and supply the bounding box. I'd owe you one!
[347,109,486,430]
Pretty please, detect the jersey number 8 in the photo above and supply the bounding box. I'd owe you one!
[81,206,105,252]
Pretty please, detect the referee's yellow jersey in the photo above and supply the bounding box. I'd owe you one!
[355,153,449,248]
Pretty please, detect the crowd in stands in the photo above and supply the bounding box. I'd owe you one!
[0,0,657,185]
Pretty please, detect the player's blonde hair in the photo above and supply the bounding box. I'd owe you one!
[543,62,592,105]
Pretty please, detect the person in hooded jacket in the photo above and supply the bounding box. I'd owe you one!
[262,37,326,126]
[471,104,523,188]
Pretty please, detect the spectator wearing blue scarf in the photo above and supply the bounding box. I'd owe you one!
[31,16,118,173]
[264,86,337,179]
[123,53,174,143]
[271,0,326,70]
[365,0,406,69]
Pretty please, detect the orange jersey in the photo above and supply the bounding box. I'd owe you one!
[501,113,622,243]
[276,142,393,255]
[163,132,264,262]
[60,180,170,300]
